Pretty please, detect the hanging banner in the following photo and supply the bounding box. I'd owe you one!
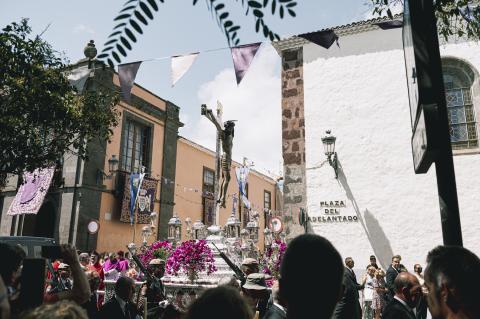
[120,173,157,224]
[298,30,339,49]
[230,42,262,85]
[7,167,55,216]
[67,65,90,93]
[235,166,251,210]
[129,172,145,224]
[171,52,199,87]
[118,61,142,102]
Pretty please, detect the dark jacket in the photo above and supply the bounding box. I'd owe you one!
[332,267,362,319]
[386,265,400,301]
[98,296,140,319]
[263,303,286,319]
[382,298,416,319]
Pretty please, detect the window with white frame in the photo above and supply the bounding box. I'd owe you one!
[442,58,479,150]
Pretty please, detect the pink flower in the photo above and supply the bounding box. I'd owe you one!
[166,240,217,277]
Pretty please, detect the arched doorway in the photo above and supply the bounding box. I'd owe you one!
[21,201,56,238]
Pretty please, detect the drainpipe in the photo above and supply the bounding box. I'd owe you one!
[68,153,83,245]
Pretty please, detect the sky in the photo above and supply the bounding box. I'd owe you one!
[0,0,378,177]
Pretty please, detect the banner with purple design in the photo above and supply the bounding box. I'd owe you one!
[230,43,262,85]
[298,30,339,49]
[7,167,55,216]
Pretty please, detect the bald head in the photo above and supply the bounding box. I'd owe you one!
[394,272,422,308]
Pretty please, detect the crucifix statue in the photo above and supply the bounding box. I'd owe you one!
[201,103,235,210]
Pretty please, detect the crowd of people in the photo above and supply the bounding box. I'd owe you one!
[1,234,480,319]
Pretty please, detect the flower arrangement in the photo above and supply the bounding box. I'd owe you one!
[166,240,217,282]
[261,239,287,281]
[138,240,173,266]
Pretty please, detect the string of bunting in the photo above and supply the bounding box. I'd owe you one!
[70,20,403,96]
[163,175,281,215]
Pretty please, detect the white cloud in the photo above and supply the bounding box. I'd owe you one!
[184,44,283,177]
[73,24,95,35]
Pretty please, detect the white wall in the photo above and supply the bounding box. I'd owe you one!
[303,28,480,271]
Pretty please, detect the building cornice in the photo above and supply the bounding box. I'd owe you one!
[271,14,403,54]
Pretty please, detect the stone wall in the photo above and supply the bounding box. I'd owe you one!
[280,48,307,240]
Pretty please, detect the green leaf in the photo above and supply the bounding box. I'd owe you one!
[229,25,241,32]
[120,5,137,13]
[274,33,280,40]
[116,44,127,57]
[193,0,199,4]
[234,39,240,45]
[112,51,121,63]
[107,58,115,69]
[263,0,268,7]
[253,9,264,18]
[255,19,261,32]
[288,9,296,17]
[280,5,284,18]
[134,10,149,25]
[232,31,237,39]
[268,31,275,40]
[215,3,225,10]
[386,8,393,19]
[114,13,131,21]
[113,22,127,30]
[120,36,132,50]
[224,20,233,28]
[104,38,119,46]
[219,12,229,20]
[248,0,262,8]
[100,46,114,53]
[279,0,290,2]
[108,30,123,38]
[140,2,154,19]
[97,53,110,59]
[147,0,158,11]
[125,28,137,42]
[286,2,296,7]
[263,24,269,37]
[383,0,388,4]
[271,0,276,14]
[130,19,143,33]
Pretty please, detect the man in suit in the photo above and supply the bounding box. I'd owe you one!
[332,257,365,319]
[382,272,421,319]
[386,255,403,302]
[99,276,140,319]
[424,246,480,319]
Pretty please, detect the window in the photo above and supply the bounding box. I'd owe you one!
[442,58,479,150]
[120,119,152,172]
[264,190,271,211]
[202,168,215,226]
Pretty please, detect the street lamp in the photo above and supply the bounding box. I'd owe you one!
[246,220,259,243]
[192,220,206,240]
[321,130,338,178]
[168,214,182,244]
[264,228,273,249]
[97,154,119,184]
[225,213,241,239]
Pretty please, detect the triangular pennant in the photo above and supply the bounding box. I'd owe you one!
[67,65,90,93]
[374,20,403,30]
[230,42,262,85]
[171,52,199,87]
[298,30,339,49]
[118,61,142,103]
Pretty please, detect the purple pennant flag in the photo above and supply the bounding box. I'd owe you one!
[230,42,262,85]
[298,30,339,49]
[118,61,142,103]
[374,20,403,30]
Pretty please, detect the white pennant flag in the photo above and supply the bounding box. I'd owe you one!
[171,52,199,87]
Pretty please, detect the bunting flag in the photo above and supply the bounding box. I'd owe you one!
[374,20,403,30]
[230,42,262,85]
[129,172,145,225]
[118,61,142,102]
[298,30,339,49]
[235,166,251,210]
[171,52,199,87]
[7,167,56,216]
[67,65,90,93]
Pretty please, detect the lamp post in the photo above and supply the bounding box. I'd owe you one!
[264,228,273,250]
[246,220,259,243]
[321,130,338,178]
[225,213,241,239]
[192,220,206,240]
[168,214,182,245]
[97,154,119,185]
